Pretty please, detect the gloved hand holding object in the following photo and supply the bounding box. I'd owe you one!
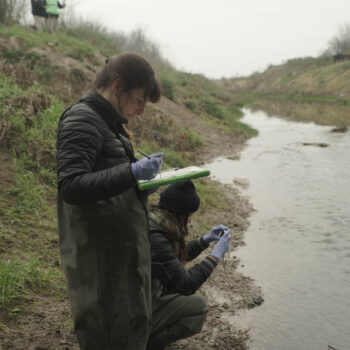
[203,224,228,244]
[210,229,231,262]
[131,153,164,181]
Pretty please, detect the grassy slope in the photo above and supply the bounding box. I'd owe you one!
[222,55,350,103]
[0,24,254,334]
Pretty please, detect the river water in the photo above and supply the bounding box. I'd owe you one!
[206,108,350,350]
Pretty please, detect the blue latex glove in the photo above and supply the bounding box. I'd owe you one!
[131,153,164,181]
[210,229,231,262]
[203,224,228,244]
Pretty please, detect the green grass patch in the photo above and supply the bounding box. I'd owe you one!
[156,69,256,137]
[184,129,204,148]
[0,75,62,172]
[222,106,257,135]
[203,97,225,119]
[134,140,189,169]
[195,178,229,210]
[158,70,175,100]
[8,166,44,215]
[190,179,232,236]
[0,74,23,100]
[0,256,63,314]
[183,98,197,111]
[0,25,101,65]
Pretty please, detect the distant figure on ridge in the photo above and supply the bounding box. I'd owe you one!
[45,0,65,33]
[31,0,46,30]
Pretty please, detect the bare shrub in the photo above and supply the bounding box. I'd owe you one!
[0,0,28,25]
[2,0,173,71]
[119,28,173,70]
[60,12,173,70]
[328,22,350,54]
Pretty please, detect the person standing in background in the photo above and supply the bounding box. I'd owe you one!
[45,0,65,32]
[31,0,46,30]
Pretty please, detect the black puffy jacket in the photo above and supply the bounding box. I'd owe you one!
[56,92,152,350]
[149,218,217,296]
[31,0,46,17]
[57,92,137,204]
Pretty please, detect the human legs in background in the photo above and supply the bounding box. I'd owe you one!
[52,16,58,32]
[147,292,208,350]
[33,15,45,30]
[45,16,53,32]
[45,14,59,32]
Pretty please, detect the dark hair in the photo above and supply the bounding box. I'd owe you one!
[151,205,189,263]
[94,52,161,103]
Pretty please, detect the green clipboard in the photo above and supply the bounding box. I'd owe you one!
[137,166,210,191]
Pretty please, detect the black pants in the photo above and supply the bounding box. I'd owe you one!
[147,280,208,350]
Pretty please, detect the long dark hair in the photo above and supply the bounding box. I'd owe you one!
[94,52,161,103]
[152,205,190,264]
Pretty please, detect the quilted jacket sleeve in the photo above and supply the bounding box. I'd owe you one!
[56,106,136,204]
[151,232,217,296]
[186,237,210,261]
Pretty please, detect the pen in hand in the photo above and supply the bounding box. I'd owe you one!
[136,151,164,180]
[138,150,151,159]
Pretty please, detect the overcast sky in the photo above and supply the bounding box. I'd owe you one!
[66,0,349,79]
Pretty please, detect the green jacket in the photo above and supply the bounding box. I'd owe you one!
[57,93,151,350]
[45,0,59,15]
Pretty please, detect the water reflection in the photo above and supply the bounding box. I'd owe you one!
[250,99,350,127]
[206,108,350,350]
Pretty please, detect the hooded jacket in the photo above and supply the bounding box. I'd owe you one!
[56,92,151,350]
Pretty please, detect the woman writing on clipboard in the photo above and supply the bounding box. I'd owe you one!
[147,180,231,349]
[56,53,163,350]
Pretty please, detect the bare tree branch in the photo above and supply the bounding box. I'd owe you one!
[328,22,350,54]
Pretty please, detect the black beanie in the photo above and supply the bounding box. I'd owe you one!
[159,180,200,214]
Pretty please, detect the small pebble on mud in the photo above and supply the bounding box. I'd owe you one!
[331,126,348,133]
[302,142,329,148]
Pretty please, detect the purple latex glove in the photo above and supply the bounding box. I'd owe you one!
[203,224,229,244]
[131,152,164,181]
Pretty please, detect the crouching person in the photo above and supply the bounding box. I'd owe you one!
[147,180,231,350]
